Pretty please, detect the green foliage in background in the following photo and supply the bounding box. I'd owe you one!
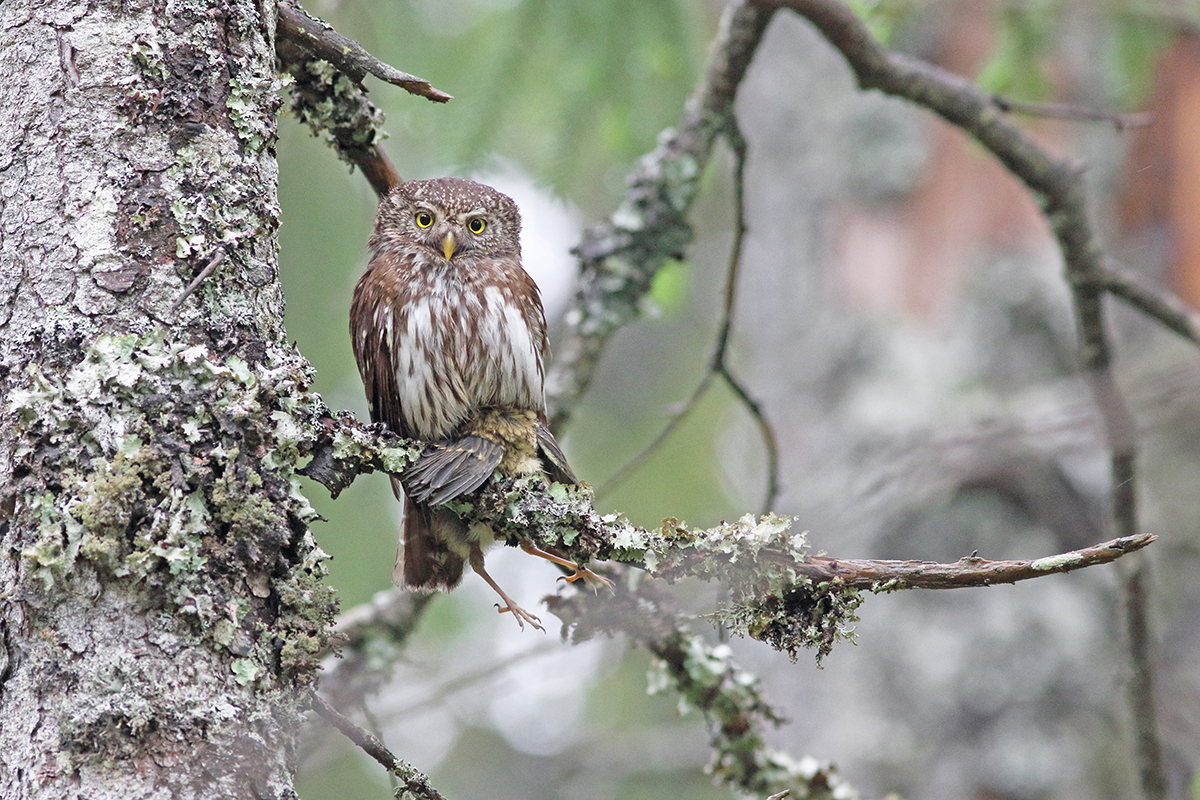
[319,0,710,210]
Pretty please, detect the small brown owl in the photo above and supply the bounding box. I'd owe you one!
[350,177,607,631]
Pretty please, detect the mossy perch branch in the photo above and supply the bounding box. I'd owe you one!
[301,427,1154,660]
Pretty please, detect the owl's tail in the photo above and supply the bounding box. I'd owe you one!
[394,494,468,590]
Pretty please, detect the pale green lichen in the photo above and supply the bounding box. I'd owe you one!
[283,56,387,168]
[130,37,168,82]
[6,330,338,690]
[167,140,273,259]
[640,613,858,799]
[227,64,285,153]
[1031,552,1084,571]
[476,476,860,662]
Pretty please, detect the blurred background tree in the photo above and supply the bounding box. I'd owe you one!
[283,1,1200,798]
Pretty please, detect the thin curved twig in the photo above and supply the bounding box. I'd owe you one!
[990,94,1152,130]
[595,370,715,500]
[716,362,780,513]
[718,120,780,513]
[547,0,778,432]
[311,694,446,800]
[596,107,781,514]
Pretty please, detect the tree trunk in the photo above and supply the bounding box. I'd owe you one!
[0,1,333,797]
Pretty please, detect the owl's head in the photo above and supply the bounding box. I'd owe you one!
[374,177,522,262]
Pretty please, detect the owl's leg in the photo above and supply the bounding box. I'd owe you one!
[469,543,545,632]
[519,541,614,591]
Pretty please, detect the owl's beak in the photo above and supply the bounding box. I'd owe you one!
[441,232,456,261]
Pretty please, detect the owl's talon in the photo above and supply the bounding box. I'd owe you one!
[559,567,615,593]
[495,602,544,632]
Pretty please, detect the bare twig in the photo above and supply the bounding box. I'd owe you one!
[595,370,714,499]
[1119,556,1169,800]
[811,533,1154,589]
[547,0,777,431]
[276,3,452,103]
[717,363,780,513]
[169,247,225,314]
[717,120,780,513]
[991,94,1153,130]
[390,644,561,719]
[596,102,780,514]
[752,1,1166,795]
[310,694,447,800]
[1100,263,1200,347]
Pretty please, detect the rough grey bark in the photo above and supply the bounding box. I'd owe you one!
[0,1,334,797]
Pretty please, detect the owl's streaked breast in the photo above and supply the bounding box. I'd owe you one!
[380,269,544,440]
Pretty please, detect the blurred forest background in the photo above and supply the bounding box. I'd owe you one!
[279,1,1200,798]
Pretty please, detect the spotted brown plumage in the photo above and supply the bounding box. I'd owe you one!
[350,177,607,631]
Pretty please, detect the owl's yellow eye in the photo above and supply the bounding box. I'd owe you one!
[415,212,434,228]
[468,218,486,234]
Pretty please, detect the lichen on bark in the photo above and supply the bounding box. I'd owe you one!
[2,330,338,793]
[0,0,331,796]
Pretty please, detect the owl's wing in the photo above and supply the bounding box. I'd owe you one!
[350,258,407,435]
[403,436,505,506]
[536,423,577,486]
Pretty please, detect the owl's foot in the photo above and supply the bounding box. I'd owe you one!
[557,567,614,592]
[519,541,613,592]
[494,600,544,633]
[470,543,545,633]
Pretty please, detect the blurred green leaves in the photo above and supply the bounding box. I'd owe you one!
[976,2,1056,99]
[315,0,708,210]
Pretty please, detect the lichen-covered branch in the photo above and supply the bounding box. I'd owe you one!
[275,1,453,196]
[277,3,452,103]
[546,0,777,431]
[304,425,1154,661]
[295,413,420,500]
[311,694,446,800]
[547,573,859,799]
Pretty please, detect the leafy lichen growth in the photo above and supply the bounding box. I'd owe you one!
[470,478,861,662]
[282,56,387,168]
[550,577,859,799]
[6,331,339,691]
[227,63,285,154]
[167,138,277,260]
